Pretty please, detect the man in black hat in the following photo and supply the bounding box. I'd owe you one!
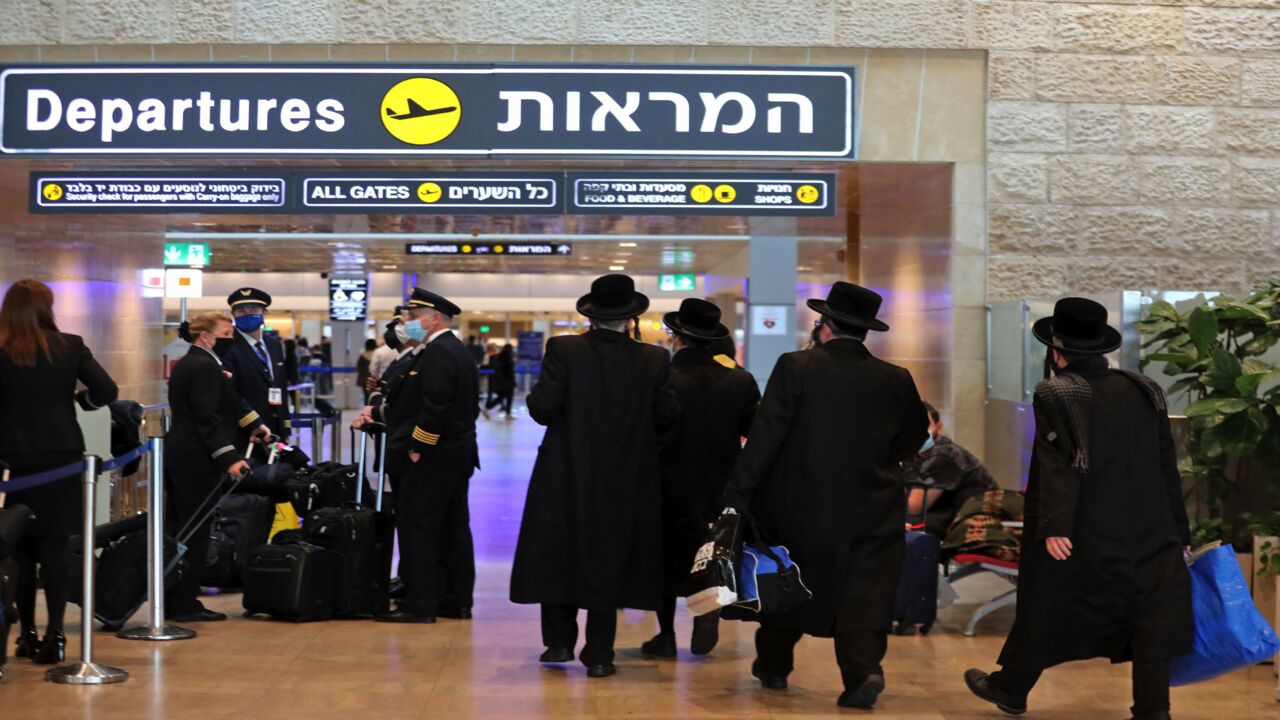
[965,298,1191,720]
[641,298,759,659]
[222,287,289,445]
[722,281,928,709]
[510,274,680,678]
[360,289,479,623]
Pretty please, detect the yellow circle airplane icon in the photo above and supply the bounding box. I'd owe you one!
[381,78,462,146]
[417,182,443,203]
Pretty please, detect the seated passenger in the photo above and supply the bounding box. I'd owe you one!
[902,402,996,537]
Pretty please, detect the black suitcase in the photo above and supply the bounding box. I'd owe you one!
[893,530,940,635]
[202,527,239,588]
[285,463,361,517]
[241,541,342,622]
[203,493,276,588]
[68,513,187,631]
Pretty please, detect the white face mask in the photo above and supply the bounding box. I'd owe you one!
[394,323,412,345]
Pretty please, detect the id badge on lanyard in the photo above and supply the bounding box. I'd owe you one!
[268,387,283,406]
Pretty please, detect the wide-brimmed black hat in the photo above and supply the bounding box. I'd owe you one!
[806,281,889,332]
[405,287,462,317]
[1032,297,1121,355]
[664,298,729,340]
[577,274,650,321]
[228,287,272,309]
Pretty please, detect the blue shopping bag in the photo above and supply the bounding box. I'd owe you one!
[1169,544,1280,686]
[733,543,811,614]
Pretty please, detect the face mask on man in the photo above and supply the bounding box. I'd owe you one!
[920,435,935,454]
[394,322,412,345]
[403,318,428,342]
[212,336,235,356]
[234,314,265,333]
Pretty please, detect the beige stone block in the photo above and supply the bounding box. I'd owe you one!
[1242,60,1280,106]
[989,52,1037,101]
[1154,56,1241,106]
[1175,208,1273,256]
[269,44,332,62]
[988,256,1070,301]
[388,44,458,61]
[1049,154,1138,204]
[952,408,987,460]
[328,44,388,61]
[989,152,1048,203]
[632,45,696,63]
[233,0,336,43]
[40,45,96,62]
[211,44,270,62]
[513,45,574,62]
[858,49,924,161]
[1138,157,1232,205]
[835,0,969,48]
[449,1,578,44]
[173,0,234,44]
[331,0,441,43]
[694,46,754,64]
[808,47,864,66]
[577,0,707,45]
[1185,8,1280,55]
[94,44,156,62]
[952,307,989,360]
[455,44,515,62]
[749,47,810,65]
[953,161,986,205]
[0,46,41,62]
[0,0,60,44]
[917,50,986,162]
[708,0,836,47]
[954,202,988,253]
[1068,104,1126,152]
[63,0,172,43]
[154,44,215,62]
[569,45,633,63]
[1248,258,1280,288]
[1079,207,1176,256]
[1036,54,1153,103]
[1233,158,1280,206]
[1219,108,1280,154]
[1055,5,1183,54]
[989,204,1079,255]
[953,254,987,308]
[953,358,990,417]
[988,101,1067,152]
[1069,261,1161,294]
[971,0,1055,51]
[1161,259,1250,294]
[1126,106,1218,154]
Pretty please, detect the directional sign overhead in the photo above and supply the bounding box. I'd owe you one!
[328,277,368,322]
[302,173,562,213]
[405,242,571,256]
[163,242,210,267]
[30,172,287,214]
[569,172,835,216]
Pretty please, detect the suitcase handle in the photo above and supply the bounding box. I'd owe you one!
[354,428,369,507]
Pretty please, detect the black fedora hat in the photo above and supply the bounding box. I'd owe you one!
[577,274,650,321]
[806,281,890,332]
[1032,297,1122,355]
[664,298,729,340]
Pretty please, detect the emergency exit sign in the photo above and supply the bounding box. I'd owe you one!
[659,274,697,292]
[163,242,210,267]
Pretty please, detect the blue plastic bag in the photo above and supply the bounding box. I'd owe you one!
[1169,545,1280,686]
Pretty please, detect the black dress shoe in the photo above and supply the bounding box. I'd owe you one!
[751,660,788,690]
[964,668,1027,716]
[33,632,65,665]
[586,663,617,678]
[641,633,677,658]
[14,628,38,659]
[690,613,720,656]
[375,610,437,624]
[388,577,407,600]
[540,647,574,663]
[1128,713,1172,720]
[167,609,228,623]
[838,674,886,709]
[436,606,473,620]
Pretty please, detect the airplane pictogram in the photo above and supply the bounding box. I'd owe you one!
[385,99,459,121]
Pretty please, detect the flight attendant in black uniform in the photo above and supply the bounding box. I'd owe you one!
[0,280,118,665]
[221,288,288,447]
[165,312,253,622]
[358,289,479,624]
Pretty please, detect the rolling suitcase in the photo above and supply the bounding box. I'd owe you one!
[893,530,941,635]
[303,425,393,618]
[204,493,275,588]
[241,540,342,622]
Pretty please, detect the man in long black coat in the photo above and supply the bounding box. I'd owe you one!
[966,298,1192,720]
[722,282,928,710]
[642,298,759,659]
[510,274,680,678]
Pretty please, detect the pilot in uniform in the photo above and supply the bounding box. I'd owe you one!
[221,287,292,446]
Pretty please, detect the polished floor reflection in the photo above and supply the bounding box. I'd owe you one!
[2,413,1276,719]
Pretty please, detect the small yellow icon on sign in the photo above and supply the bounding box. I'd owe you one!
[417,182,443,203]
[714,184,736,203]
[689,184,713,203]
[494,245,505,254]
[461,245,473,254]
[796,185,820,204]
[43,183,64,202]
[381,77,462,146]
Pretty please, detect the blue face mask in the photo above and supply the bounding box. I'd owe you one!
[403,319,428,342]
[920,435,935,453]
[234,314,265,333]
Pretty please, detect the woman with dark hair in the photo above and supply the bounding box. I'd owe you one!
[0,279,117,664]
[483,344,517,420]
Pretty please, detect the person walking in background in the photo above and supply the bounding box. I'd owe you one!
[642,299,758,660]
[356,338,377,402]
[0,279,118,665]
[510,274,680,678]
[482,344,517,420]
[722,282,928,709]
[965,298,1192,720]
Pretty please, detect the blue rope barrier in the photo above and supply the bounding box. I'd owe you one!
[298,366,357,374]
[101,443,150,472]
[291,412,339,423]
[2,459,87,493]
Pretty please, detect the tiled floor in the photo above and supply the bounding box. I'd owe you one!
[2,411,1276,719]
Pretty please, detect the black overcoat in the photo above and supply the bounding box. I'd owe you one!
[998,364,1193,669]
[510,330,680,610]
[723,338,928,637]
[221,332,292,441]
[661,346,760,590]
[379,333,480,477]
[167,346,246,477]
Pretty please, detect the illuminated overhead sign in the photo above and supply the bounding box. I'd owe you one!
[569,172,834,215]
[1,65,855,159]
[405,242,572,256]
[30,172,286,213]
[302,174,560,212]
[328,277,368,322]
[658,274,698,292]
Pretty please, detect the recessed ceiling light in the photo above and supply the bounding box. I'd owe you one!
[619,242,638,247]
[609,265,626,271]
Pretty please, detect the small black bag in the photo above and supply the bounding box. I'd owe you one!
[686,509,743,616]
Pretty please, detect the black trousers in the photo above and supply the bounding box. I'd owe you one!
[14,536,71,634]
[485,390,514,414]
[395,456,475,615]
[165,465,220,614]
[755,620,889,689]
[991,659,1170,716]
[541,605,618,666]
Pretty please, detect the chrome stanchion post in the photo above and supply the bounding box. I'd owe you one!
[118,437,196,641]
[47,455,129,684]
[330,413,341,464]
[311,416,323,463]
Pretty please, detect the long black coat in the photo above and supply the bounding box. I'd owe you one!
[998,364,1192,669]
[510,330,680,610]
[661,347,759,590]
[221,332,292,440]
[723,338,928,637]
[167,346,245,477]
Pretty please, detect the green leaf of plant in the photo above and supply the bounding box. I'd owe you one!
[1186,396,1251,417]
[1242,334,1280,357]
[1236,373,1264,397]
[1145,300,1180,322]
[1187,306,1219,358]
[1145,352,1197,365]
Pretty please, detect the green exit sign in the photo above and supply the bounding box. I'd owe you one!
[164,242,210,267]
[658,274,697,292]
